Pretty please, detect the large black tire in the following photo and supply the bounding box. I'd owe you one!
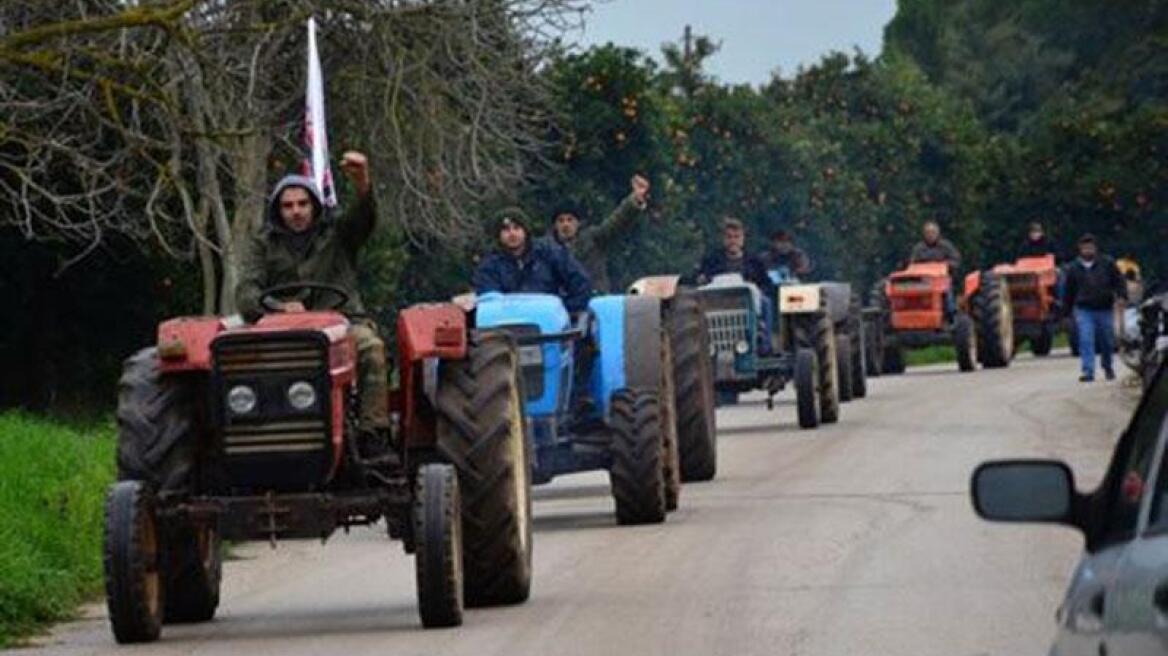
[414,463,464,629]
[794,348,820,429]
[659,333,681,512]
[668,293,717,482]
[973,272,1014,368]
[1031,323,1054,356]
[609,390,667,525]
[116,348,199,494]
[792,313,840,424]
[835,334,854,403]
[955,313,977,372]
[844,293,868,399]
[434,334,532,607]
[866,279,890,376]
[883,343,906,375]
[162,524,221,623]
[104,481,163,644]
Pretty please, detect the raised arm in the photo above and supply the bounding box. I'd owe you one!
[586,174,650,247]
[337,151,376,252]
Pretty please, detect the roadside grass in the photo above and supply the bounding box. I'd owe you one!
[902,332,1070,368]
[0,412,115,647]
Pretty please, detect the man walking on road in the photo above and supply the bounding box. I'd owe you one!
[1063,234,1128,382]
[545,174,650,293]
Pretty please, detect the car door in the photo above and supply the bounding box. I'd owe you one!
[1105,384,1168,656]
[1054,366,1168,656]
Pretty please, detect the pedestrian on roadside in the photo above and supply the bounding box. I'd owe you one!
[1063,234,1128,382]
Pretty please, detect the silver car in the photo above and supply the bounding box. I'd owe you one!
[972,363,1168,656]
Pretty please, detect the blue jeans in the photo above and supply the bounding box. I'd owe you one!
[1074,307,1115,377]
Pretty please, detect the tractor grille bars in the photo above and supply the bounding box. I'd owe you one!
[216,340,325,373]
[707,310,749,353]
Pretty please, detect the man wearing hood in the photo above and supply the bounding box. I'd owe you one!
[474,207,593,313]
[544,174,650,293]
[236,151,391,452]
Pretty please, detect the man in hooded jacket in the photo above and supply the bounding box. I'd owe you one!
[236,151,391,452]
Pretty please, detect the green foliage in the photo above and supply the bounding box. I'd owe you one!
[0,412,114,646]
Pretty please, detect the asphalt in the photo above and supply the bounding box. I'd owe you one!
[29,351,1136,656]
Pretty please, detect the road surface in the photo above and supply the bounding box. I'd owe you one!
[31,352,1136,656]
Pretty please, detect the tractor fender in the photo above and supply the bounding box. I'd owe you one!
[779,284,823,314]
[963,271,982,303]
[814,282,853,323]
[628,275,681,300]
[157,316,227,372]
[588,295,662,418]
[394,304,469,447]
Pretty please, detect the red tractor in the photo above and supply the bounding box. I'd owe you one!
[988,255,1061,356]
[104,283,531,643]
[871,262,1013,373]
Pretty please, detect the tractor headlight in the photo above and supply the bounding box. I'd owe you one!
[286,381,317,411]
[227,385,257,415]
[734,340,750,355]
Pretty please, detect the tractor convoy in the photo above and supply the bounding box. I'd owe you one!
[101,243,1093,644]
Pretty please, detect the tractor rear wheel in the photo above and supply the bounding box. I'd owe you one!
[866,280,890,376]
[668,292,717,482]
[162,524,221,623]
[835,334,854,403]
[955,313,977,372]
[846,294,867,398]
[116,347,200,495]
[659,333,682,512]
[973,272,1014,368]
[609,390,667,525]
[793,313,839,424]
[794,348,820,429]
[104,481,163,644]
[434,333,532,607]
[414,463,464,628]
[882,343,906,375]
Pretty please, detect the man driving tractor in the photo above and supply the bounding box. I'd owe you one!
[236,151,392,456]
[910,220,962,316]
[474,207,593,313]
[758,229,812,277]
[544,174,651,293]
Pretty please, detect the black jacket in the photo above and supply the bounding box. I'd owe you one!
[473,240,593,313]
[1019,236,1060,261]
[694,250,776,299]
[1064,256,1128,311]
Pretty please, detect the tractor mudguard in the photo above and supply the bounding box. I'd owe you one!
[963,271,982,305]
[778,284,822,314]
[814,282,853,323]
[628,275,681,300]
[395,304,469,447]
[157,317,227,372]
[587,295,662,418]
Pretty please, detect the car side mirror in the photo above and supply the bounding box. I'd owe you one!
[971,460,1077,525]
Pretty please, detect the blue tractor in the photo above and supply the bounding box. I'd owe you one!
[471,292,677,525]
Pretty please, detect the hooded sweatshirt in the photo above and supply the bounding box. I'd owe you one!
[236,174,376,322]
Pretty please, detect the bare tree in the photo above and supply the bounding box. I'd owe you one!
[0,0,586,312]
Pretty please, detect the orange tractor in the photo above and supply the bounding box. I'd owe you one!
[870,262,1014,373]
[988,255,1061,356]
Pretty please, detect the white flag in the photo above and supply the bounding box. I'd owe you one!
[304,16,337,208]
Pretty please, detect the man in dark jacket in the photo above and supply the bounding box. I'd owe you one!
[474,208,593,313]
[910,220,962,317]
[1019,221,1060,260]
[545,174,650,293]
[758,229,812,279]
[1064,233,1128,382]
[236,152,392,450]
[695,217,776,299]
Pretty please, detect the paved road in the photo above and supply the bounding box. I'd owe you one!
[33,352,1136,656]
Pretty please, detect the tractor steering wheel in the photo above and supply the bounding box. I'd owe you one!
[259,282,350,313]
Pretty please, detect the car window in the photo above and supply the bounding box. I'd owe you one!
[1102,367,1168,541]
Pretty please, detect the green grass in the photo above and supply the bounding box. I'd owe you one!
[0,412,115,647]
[905,345,957,366]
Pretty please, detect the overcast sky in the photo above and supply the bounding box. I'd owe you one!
[574,0,898,85]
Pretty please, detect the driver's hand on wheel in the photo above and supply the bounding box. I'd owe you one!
[282,301,306,313]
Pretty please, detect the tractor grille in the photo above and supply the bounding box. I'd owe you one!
[215,339,326,373]
[707,310,749,353]
[223,419,328,456]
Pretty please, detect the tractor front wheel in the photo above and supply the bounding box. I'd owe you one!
[836,334,854,403]
[955,313,977,372]
[794,348,820,430]
[609,390,667,525]
[104,481,163,644]
[974,272,1014,368]
[163,523,221,624]
[1031,324,1054,356]
[434,333,532,607]
[793,313,839,424]
[414,463,464,629]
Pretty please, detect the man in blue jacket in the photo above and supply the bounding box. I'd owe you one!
[1063,233,1128,382]
[474,207,593,313]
